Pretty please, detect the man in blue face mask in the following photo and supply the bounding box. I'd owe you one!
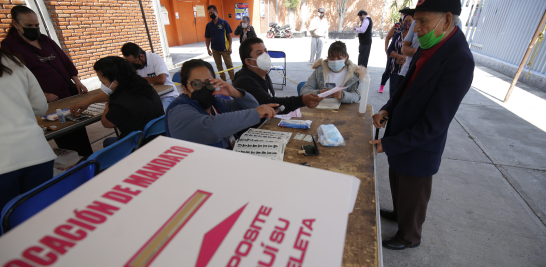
[369,0,475,250]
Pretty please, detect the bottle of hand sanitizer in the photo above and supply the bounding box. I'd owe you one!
[359,73,371,113]
[57,109,66,123]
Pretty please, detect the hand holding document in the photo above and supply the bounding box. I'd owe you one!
[318,86,347,98]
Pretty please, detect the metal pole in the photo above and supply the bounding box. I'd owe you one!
[138,0,155,53]
[379,0,388,39]
[464,0,476,38]
[504,9,546,103]
[468,0,484,45]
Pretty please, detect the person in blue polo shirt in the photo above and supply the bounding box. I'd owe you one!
[205,5,234,82]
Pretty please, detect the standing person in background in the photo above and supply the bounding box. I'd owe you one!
[386,13,413,99]
[205,5,234,82]
[0,48,57,212]
[121,42,179,111]
[308,8,329,64]
[378,9,407,93]
[1,6,92,156]
[234,16,257,43]
[355,10,373,67]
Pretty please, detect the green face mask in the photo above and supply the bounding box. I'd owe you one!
[418,14,446,49]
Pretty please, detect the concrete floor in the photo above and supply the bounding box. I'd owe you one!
[74,36,546,266]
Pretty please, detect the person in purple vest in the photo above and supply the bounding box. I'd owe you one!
[165,59,278,149]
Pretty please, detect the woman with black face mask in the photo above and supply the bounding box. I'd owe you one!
[165,59,278,149]
[2,6,87,101]
[1,6,94,156]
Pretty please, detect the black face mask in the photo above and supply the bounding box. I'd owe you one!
[190,88,215,110]
[17,23,40,41]
[210,14,217,20]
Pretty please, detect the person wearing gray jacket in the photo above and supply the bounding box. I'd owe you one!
[301,41,366,103]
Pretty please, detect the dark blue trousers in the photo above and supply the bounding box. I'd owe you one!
[0,160,55,212]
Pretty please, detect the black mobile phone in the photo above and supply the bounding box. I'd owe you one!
[325,83,336,90]
[301,135,320,156]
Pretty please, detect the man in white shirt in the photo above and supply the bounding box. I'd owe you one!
[121,42,179,110]
[354,10,373,67]
[308,8,329,64]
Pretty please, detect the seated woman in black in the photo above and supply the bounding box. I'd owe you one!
[72,56,164,147]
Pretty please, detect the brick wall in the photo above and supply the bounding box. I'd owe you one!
[0,0,164,80]
[45,0,163,79]
[0,0,26,40]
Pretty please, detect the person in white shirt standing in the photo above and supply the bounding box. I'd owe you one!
[0,48,57,212]
[354,10,373,67]
[308,8,329,64]
[121,42,179,110]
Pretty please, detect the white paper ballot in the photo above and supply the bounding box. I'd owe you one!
[317,86,347,98]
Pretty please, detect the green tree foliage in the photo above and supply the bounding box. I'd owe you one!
[284,0,300,9]
[388,0,414,25]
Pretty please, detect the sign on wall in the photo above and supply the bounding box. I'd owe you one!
[260,1,265,18]
[235,3,249,20]
[196,5,206,17]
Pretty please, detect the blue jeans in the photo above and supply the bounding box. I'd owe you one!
[0,160,55,212]
[161,96,176,111]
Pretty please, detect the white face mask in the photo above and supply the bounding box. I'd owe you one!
[242,23,248,28]
[328,59,346,72]
[100,82,114,95]
[248,52,271,71]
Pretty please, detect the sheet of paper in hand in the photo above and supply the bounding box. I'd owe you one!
[317,86,347,98]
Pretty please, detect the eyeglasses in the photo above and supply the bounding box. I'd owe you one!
[38,54,56,62]
[188,79,216,91]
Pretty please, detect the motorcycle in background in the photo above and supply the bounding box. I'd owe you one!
[267,23,293,39]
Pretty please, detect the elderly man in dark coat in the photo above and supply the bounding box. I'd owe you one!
[370,0,474,250]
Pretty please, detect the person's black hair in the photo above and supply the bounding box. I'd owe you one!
[239,37,264,67]
[93,56,155,101]
[180,59,215,88]
[0,48,24,77]
[242,16,250,22]
[121,42,145,58]
[327,41,348,59]
[8,5,35,35]
[207,5,217,12]
[358,10,368,16]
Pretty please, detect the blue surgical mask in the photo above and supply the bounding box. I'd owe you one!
[101,82,114,95]
[328,59,346,72]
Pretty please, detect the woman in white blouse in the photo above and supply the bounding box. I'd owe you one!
[0,48,56,211]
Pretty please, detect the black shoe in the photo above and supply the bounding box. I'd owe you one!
[379,209,397,222]
[382,237,420,250]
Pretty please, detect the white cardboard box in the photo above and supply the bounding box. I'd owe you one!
[0,136,360,267]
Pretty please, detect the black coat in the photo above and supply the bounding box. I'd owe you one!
[233,66,304,113]
[381,27,475,177]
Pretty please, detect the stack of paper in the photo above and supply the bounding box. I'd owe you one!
[82,102,107,116]
[234,128,292,161]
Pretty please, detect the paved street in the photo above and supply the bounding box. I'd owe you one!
[67,35,546,266]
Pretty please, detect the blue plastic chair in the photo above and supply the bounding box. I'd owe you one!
[139,115,165,147]
[88,131,142,171]
[172,72,181,83]
[1,160,99,234]
[268,51,286,90]
[297,82,306,96]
